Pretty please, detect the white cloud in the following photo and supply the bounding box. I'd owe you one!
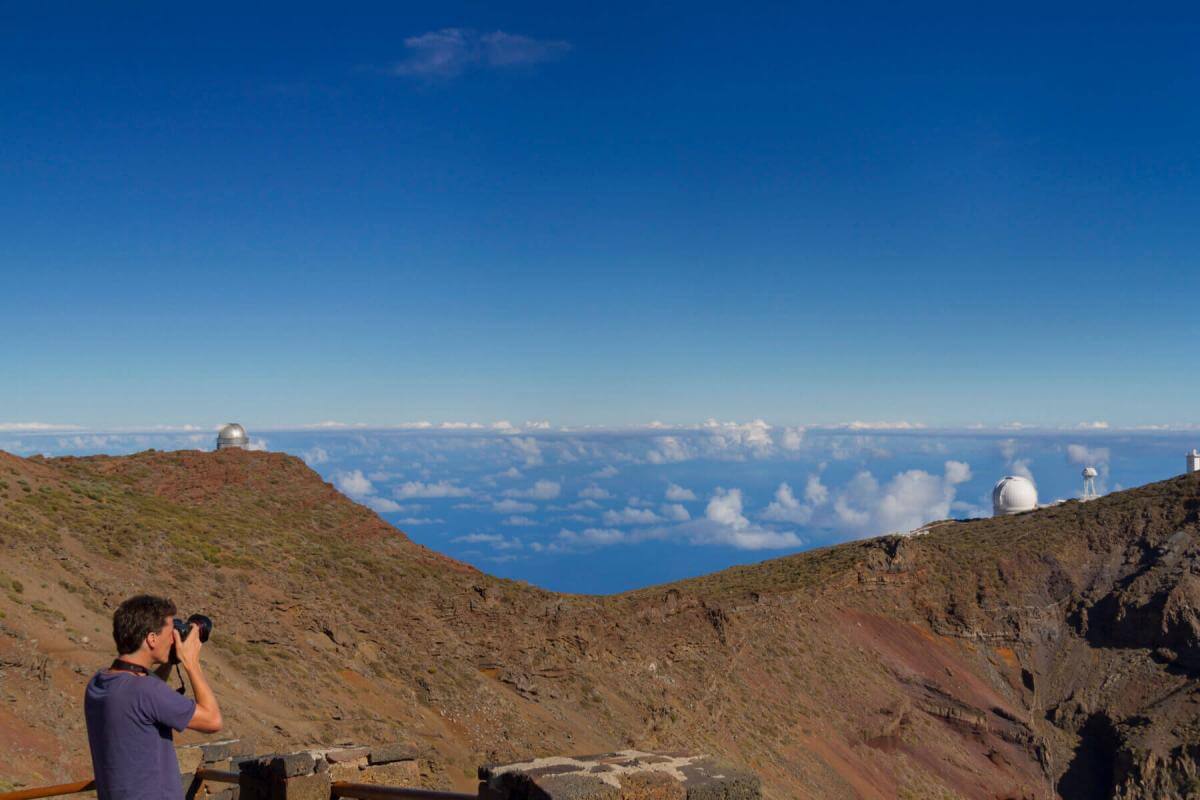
[567,499,601,510]
[779,426,805,451]
[686,522,804,550]
[602,507,663,526]
[454,533,523,550]
[302,447,330,466]
[338,469,438,518]
[393,28,570,79]
[545,489,808,552]
[762,482,813,524]
[828,435,892,461]
[822,461,973,537]
[998,440,1035,483]
[393,480,472,499]
[646,436,691,464]
[833,503,869,530]
[944,460,972,485]
[484,553,523,563]
[0,422,81,431]
[1067,444,1110,466]
[706,487,750,529]
[245,437,270,451]
[804,474,829,505]
[1009,459,1035,482]
[701,418,774,458]
[641,488,805,549]
[660,503,691,521]
[873,470,953,532]
[364,496,402,513]
[502,515,537,526]
[547,528,628,550]
[509,436,543,466]
[493,499,536,514]
[665,482,697,502]
[578,484,612,500]
[841,421,926,430]
[590,465,619,479]
[455,533,504,543]
[503,479,561,500]
[335,469,374,498]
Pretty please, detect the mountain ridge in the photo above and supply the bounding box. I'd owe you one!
[3,448,1200,798]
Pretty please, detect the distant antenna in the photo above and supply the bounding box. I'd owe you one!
[1081,466,1099,500]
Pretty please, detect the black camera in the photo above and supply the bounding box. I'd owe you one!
[169,614,213,664]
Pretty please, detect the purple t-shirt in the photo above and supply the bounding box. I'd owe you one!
[84,670,197,800]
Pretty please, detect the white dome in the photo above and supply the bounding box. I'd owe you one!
[1082,466,1098,478]
[992,475,1038,516]
[216,423,248,450]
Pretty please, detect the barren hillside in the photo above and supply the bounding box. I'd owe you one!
[2,448,1199,798]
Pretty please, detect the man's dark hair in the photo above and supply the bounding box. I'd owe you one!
[113,594,176,655]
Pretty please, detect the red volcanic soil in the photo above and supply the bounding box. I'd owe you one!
[2,448,1200,798]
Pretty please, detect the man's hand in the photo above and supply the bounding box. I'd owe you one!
[173,623,222,733]
[172,624,202,669]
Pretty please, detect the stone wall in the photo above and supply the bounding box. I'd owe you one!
[177,739,257,800]
[176,741,761,800]
[478,750,761,800]
[176,740,426,800]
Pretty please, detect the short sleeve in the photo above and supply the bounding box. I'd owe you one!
[138,677,197,733]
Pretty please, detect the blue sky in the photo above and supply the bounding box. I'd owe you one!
[5,423,1198,592]
[3,3,1200,428]
[3,4,1200,588]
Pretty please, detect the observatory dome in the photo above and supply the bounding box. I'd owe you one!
[216,423,248,450]
[992,475,1038,516]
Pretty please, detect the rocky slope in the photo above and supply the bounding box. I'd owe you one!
[2,448,1200,798]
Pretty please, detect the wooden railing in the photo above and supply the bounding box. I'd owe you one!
[332,784,474,800]
[0,781,95,800]
[0,772,476,800]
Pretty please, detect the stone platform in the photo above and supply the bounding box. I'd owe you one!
[478,750,761,800]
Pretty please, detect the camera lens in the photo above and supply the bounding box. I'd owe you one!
[188,614,213,643]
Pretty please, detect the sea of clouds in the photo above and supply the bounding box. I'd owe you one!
[3,420,1195,592]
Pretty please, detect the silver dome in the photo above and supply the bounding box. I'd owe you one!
[216,423,248,450]
[992,475,1038,516]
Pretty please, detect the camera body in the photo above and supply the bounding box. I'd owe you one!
[169,613,213,664]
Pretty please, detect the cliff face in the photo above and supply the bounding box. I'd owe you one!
[2,449,1200,799]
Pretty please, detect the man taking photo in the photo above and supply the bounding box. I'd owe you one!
[85,595,222,800]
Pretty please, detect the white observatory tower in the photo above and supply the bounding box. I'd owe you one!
[1081,466,1099,500]
[1188,450,1200,473]
[216,423,248,450]
[992,475,1038,516]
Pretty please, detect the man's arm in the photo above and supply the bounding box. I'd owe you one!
[173,627,222,733]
